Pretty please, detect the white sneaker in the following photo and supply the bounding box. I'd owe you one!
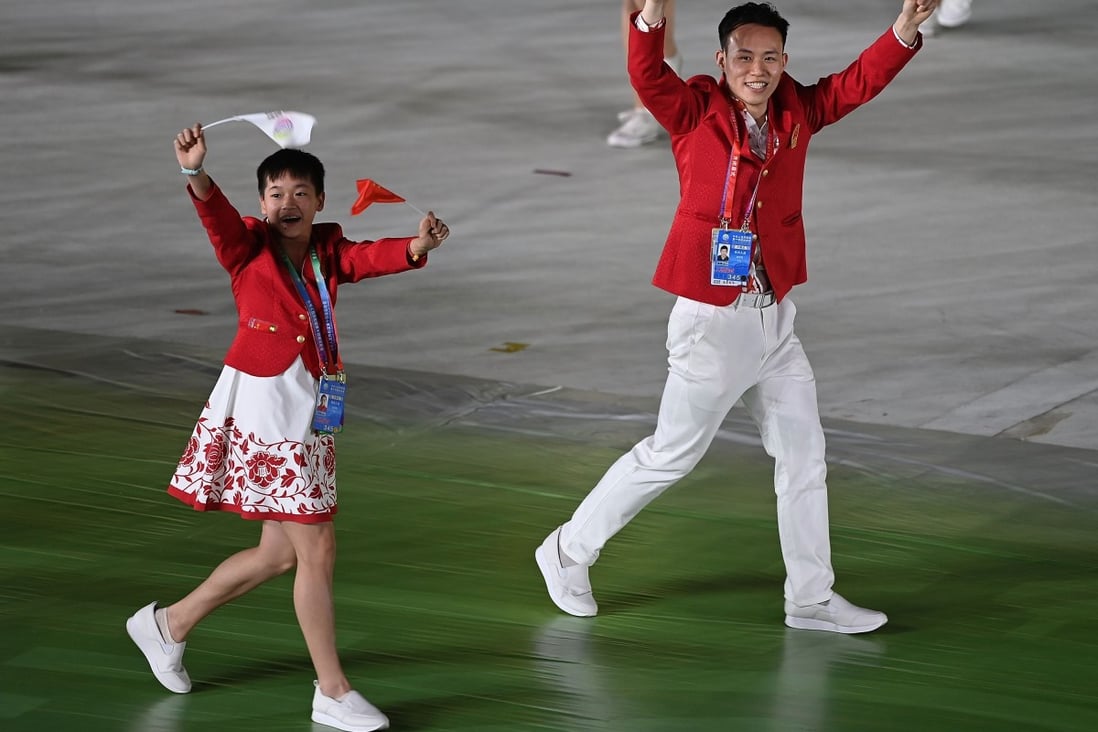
[784,592,887,634]
[918,14,941,37]
[607,108,662,148]
[125,602,191,694]
[921,0,972,36]
[665,51,684,78]
[311,682,389,732]
[535,527,598,617]
[937,0,973,27]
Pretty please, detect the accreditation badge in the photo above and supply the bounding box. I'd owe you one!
[313,372,347,434]
[710,228,753,287]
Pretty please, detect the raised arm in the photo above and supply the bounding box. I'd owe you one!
[174,124,260,275]
[629,0,707,134]
[332,212,450,283]
[797,0,934,132]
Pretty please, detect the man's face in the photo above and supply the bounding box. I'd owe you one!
[259,173,325,241]
[716,23,787,119]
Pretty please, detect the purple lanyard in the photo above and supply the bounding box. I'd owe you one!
[281,246,340,373]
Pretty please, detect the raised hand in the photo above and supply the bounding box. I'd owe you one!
[174,124,206,172]
[409,212,450,259]
[173,124,212,198]
[895,0,939,44]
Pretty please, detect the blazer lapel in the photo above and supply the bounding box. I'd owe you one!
[715,77,745,148]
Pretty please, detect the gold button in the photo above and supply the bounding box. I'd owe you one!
[753,234,759,241]
[298,313,307,320]
[296,335,306,344]
[756,201,763,209]
[762,169,769,177]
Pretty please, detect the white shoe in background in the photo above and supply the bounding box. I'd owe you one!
[937,0,973,28]
[607,108,662,148]
[665,51,684,78]
[919,13,941,37]
[921,0,973,37]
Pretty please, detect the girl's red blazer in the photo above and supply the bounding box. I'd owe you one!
[190,184,423,378]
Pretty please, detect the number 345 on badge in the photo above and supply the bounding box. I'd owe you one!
[313,372,347,434]
[710,228,752,287]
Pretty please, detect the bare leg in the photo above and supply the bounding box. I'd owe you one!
[280,520,350,699]
[166,521,297,641]
[623,0,678,110]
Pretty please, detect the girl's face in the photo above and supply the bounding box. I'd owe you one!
[259,173,325,243]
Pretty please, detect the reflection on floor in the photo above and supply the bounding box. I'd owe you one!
[2,326,1097,731]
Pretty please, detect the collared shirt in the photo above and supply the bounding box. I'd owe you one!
[743,111,768,159]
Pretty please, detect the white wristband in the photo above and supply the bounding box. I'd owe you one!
[180,166,203,176]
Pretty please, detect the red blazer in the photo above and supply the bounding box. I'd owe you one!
[630,16,921,305]
[190,184,425,378]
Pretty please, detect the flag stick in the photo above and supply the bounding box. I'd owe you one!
[403,201,428,218]
[201,117,238,130]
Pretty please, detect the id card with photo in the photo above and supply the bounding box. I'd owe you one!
[711,228,753,287]
[313,372,347,434]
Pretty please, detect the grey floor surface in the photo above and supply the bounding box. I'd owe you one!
[3,0,1097,450]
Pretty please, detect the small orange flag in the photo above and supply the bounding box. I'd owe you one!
[351,179,405,215]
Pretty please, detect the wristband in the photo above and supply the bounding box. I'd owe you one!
[180,166,203,176]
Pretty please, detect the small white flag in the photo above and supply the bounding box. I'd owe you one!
[202,111,317,148]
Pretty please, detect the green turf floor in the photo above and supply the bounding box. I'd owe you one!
[2,328,1097,731]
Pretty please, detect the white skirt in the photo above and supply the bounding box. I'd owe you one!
[168,358,338,523]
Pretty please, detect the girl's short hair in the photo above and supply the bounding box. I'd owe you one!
[256,148,325,195]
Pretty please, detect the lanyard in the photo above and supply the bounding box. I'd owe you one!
[718,107,778,231]
[280,246,341,373]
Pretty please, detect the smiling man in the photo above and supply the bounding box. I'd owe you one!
[536,0,939,634]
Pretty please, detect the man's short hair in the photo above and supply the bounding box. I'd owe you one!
[718,2,790,50]
[257,148,325,195]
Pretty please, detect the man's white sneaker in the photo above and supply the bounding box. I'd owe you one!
[784,592,887,634]
[535,527,598,617]
[125,602,191,694]
[607,108,662,149]
[311,682,390,732]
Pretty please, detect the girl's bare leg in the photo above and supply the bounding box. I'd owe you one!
[280,520,350,699]
[166,521,297,641]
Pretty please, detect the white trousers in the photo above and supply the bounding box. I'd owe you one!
[560,296,834,605]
